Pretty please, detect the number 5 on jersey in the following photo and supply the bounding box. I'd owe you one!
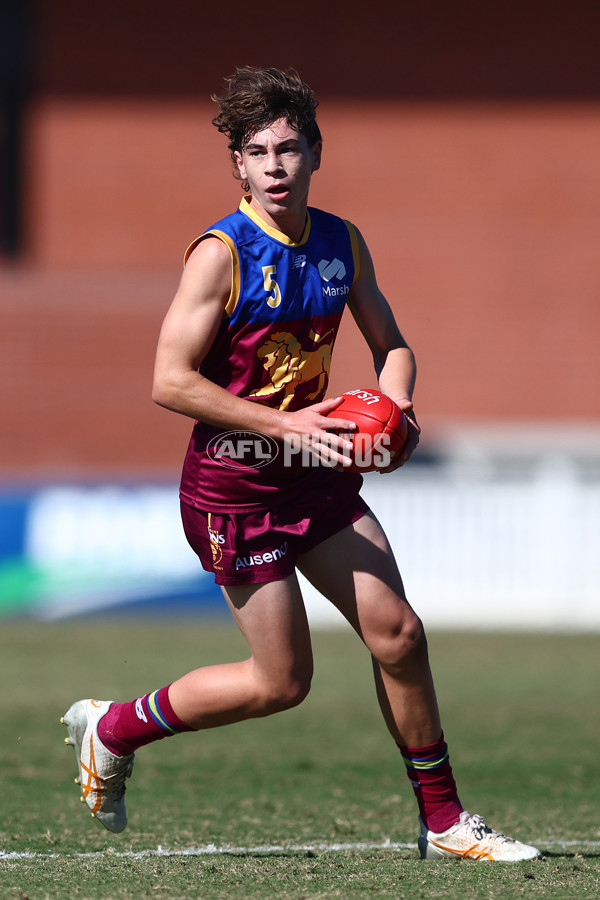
[262,265,282,308]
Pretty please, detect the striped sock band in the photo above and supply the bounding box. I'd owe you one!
[98,684,194,756]
[399,733,463,833]
[400,742,450,774]
[145,687,186,735]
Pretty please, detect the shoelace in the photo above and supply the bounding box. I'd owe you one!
[467,814,514,844]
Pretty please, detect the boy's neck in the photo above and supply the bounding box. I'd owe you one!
[243,196,309,245]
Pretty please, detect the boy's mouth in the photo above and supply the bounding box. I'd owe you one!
[266,184,289,196]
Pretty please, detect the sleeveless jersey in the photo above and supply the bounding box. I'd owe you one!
[179,197,362,511]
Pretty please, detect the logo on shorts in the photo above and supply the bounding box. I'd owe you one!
[208,524,225,569]
[235,540,289,571]
[206,431,279,469]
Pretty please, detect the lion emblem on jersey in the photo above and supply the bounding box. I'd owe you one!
[249,327,334,410]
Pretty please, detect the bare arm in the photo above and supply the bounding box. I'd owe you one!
[152,236,356,463]
[347,227,420,467]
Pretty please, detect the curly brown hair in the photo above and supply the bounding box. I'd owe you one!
[212,66,322,184]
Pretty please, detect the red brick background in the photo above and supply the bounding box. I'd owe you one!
[1,2,599,478]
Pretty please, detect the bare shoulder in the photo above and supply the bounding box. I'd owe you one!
[176,234,232,307]
[183,233,232,280]
[155,234,232,380]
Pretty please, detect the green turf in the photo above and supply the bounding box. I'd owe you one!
[1,621,599,898]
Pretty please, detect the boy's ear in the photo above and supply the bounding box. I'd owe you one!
[311,140,323,172]
[234,150,246,180]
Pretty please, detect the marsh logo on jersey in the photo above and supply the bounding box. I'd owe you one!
[235,541,289,571]
[318,258,346,281]
[318,258,349,298]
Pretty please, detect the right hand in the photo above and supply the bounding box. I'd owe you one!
[280,397,358,468]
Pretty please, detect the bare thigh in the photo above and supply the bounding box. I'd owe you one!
[297,511,441,745]
[221,573,315,692]
[297,510,417,658]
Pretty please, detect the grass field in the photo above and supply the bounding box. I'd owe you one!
[1,620,599,898]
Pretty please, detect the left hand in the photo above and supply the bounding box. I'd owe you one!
[378,399,421,473]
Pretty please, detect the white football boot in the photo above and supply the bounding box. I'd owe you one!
[61,699,134,834]
[418,811,542,861]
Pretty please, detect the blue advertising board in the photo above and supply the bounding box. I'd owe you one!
[0,485,223,619]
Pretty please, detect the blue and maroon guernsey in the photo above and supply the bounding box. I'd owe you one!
[179,197,363,512]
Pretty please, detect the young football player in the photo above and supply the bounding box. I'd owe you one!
[62,66,541,861]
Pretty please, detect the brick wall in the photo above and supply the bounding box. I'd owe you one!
[1,1,599,477]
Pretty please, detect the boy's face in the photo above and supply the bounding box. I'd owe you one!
[235,118,322,232]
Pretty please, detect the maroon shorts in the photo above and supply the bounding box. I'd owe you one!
[181,478,369,586]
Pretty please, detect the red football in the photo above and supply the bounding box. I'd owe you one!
[326,388,408,473]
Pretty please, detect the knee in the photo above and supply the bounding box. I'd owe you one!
[258,672,312,716]
[370,609,428,672]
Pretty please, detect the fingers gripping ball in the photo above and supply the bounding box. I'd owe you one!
[326,389,408,473]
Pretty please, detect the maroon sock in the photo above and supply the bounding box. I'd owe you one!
[399,733,464,833]
[98,685,194,756]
